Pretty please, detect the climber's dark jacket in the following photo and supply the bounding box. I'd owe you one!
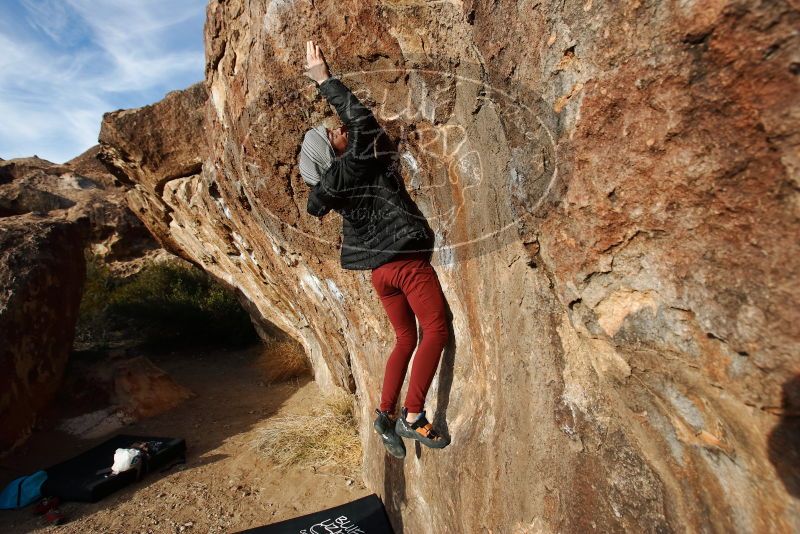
[307,77,431,270]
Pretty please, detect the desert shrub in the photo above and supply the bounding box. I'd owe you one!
[76,254,258,349]
[253,391,362,482]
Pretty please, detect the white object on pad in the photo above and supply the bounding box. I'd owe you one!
[111,448,141,475]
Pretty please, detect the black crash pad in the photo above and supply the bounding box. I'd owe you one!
[41,434,185,503]
[237,493,394,534]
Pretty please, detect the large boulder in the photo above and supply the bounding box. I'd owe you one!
[0,215,88,452]
[0,151,167,453]
[99,0,800,531]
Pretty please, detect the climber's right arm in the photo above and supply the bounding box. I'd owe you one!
[309,78,381,205]
[304,39,381,180]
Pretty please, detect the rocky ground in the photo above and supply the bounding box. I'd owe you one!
[0,344,368,533]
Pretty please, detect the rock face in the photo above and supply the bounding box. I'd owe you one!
[99,0,800,532]
[0,215,88,452]
[99,85,208,263]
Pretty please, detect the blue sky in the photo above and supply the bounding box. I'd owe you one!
[0,0,206,163]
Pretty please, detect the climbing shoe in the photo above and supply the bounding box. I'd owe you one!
[395,407,451,449]
[373,408,406,459]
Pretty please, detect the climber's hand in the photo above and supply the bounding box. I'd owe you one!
[304,40,330,84]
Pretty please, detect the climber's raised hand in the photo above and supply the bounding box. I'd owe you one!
[304,40,330,84]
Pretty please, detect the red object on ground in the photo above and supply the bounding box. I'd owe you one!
[43,509,65,525]
[371,251,449,413]
[33,497,60,515]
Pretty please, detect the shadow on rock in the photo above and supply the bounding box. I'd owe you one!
[767,374,800,497]
[383,451,407,534]
[432,297,456,443]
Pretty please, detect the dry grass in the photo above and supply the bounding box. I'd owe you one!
[258,338,311,383]
[253,391,363,481]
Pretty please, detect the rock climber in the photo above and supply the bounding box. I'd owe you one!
[299,40,451,458]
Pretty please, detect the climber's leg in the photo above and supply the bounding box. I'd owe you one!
[372,269,418,413]
[400,261,449,414]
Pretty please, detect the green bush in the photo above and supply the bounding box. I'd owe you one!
[76,254,258,350]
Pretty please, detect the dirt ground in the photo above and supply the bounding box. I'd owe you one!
[0,344,369,533]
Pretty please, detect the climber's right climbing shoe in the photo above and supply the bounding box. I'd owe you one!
[395,407,451,449]
[373,408,406,459]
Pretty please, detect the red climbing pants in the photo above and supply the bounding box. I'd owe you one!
[371,251,449,414]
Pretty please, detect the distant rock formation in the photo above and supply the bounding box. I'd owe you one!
[0,152,159,266]
[99,0,800,531]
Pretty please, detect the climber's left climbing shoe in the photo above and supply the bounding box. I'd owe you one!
[395,407,451,449]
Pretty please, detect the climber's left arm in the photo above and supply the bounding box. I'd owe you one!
[307,77,382,208]
[316,76,382,175]
[303,40,381,206]
[306,183,331,217]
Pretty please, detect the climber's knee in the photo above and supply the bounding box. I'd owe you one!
[394,330,418,352]
[422,318,449,348]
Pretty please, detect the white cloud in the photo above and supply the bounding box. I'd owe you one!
[21,0,83,47]
[65,0,204,92]
[0,0,205,163]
